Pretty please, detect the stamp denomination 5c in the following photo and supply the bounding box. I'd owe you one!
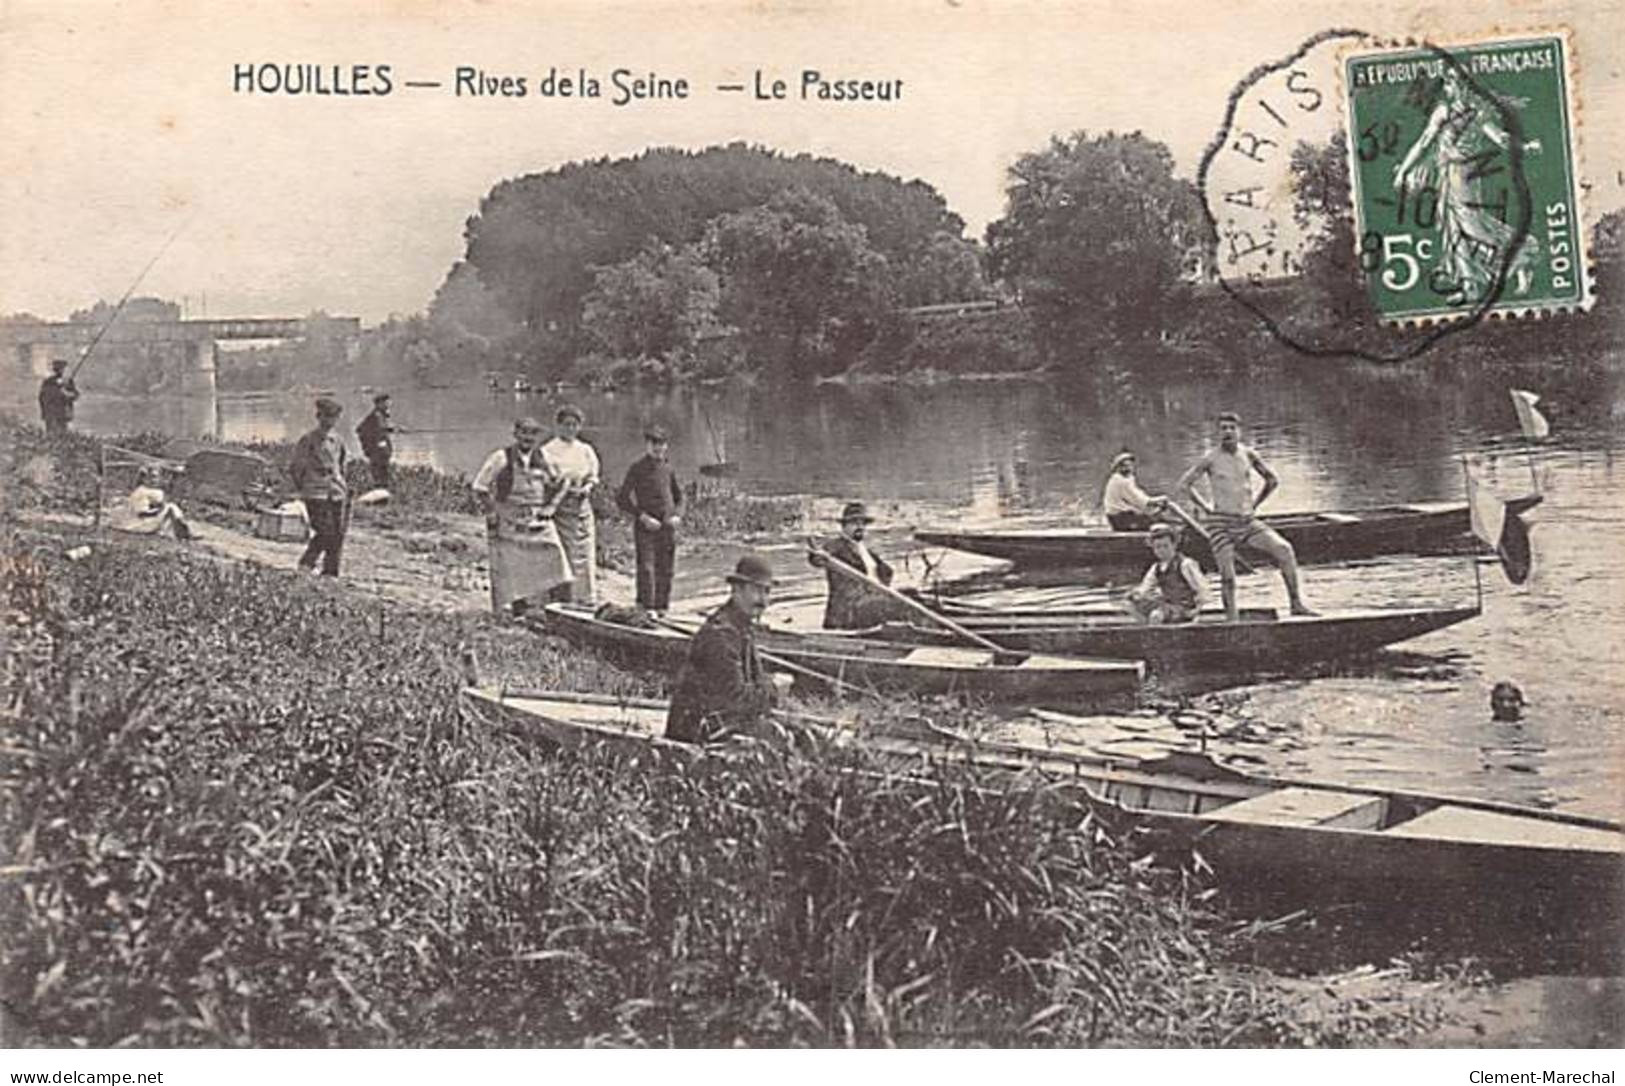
[1344,34,1588,323]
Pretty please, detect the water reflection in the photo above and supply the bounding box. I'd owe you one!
[3,358,1621,816]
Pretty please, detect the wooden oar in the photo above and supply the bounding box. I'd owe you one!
[650,614,866,697]
[808,538,1023,660]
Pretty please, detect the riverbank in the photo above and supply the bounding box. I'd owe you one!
[3,419,1619,1047]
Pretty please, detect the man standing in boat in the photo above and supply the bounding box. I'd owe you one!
[807,501,895,630]
[665,554,779,744]
[1176,412,1313,622]
[1125,523,1205,624]
[1101,450,1170,531]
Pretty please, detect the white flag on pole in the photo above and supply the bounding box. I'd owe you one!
[1509,389,1550,440]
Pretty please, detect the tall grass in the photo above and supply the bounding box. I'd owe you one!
[0,517,1449,1046]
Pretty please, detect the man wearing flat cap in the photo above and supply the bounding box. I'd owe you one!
[288,397,351,576]
[356,392,402,490]
[616,422,685,615]
[665,553,779,744]
[807,501,894,630]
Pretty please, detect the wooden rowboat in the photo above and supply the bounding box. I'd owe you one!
[463,688,1625,910]
[914,496,1542,569]
[537,602,1143,705]
[865,604,1481,671]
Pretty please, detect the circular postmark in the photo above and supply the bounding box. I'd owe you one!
[1197,29,1554,363]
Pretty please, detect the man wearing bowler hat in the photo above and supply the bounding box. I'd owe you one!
[665,553,779,744]
[616,422,684,615]
[807,501,894,630]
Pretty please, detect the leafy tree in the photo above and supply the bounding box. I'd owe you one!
[580,241,723,364]
[986,131,1202,358]
[462,144,973,361]
[1290,132,1370,325]
[897,232,989,307]
[706,188,892,377]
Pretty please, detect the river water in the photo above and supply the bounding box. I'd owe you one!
[9,358,1623,820]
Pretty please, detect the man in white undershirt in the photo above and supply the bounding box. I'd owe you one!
[1101,450,1169,531]
[807,501,894,630]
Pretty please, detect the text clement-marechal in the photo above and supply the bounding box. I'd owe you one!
[233,64,395,96]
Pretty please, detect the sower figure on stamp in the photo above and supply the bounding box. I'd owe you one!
[472,417,573,619]
[807,501,894,630]
[616,423,683,616]
[38,358,80,437]
[288,397,351,577]
[541,403,601,605]
[356,392,401,490]
[665,554,779,745]
[1101,450,1170,532]
[1176,412,1313,623]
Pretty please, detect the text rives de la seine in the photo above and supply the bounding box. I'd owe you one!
[231,64,905,106]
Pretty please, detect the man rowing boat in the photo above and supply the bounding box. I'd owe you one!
[1101,450,1169,531]
[1175,412,1313,622]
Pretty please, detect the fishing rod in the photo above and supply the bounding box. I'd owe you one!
[71,214,195,381]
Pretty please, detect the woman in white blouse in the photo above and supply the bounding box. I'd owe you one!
[541,403,601,604]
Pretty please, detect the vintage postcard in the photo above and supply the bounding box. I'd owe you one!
[1,0,1621,1069]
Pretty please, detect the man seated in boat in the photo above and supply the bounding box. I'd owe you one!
[1125,523,1205,624]
[807,501,895,630]
[1176,412,1314,622]
[1101,450,1170,531]
[666,554,780,744]
[111,465,194,541]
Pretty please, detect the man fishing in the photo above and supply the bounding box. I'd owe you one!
[616,423,684,616]
[38,359,80,436]
[807,501,894,630]
[356,393,401,489]
[288,397,351,577]
[1176,412,1313,622]
[665,554,779,744]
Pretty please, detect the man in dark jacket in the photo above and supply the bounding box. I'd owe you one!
[38,359,79,436]
[665,554,778,744]
[288,397,350,576]
[616,423,684,614]
[807,501,894,630]
[356,393,398,489]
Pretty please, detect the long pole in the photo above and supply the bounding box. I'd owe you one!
[1461,456,1484,613]
[70,216,193,381]
[650,614,864,697]
[811,540,1014,654]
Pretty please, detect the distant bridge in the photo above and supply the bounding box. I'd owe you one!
[0,316,361,396]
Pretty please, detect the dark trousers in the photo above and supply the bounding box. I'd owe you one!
[634,525,676,610]
[1107,511,1154,532]
[43,416,69,437]
[367,457,391,489]
[300,498,347,575]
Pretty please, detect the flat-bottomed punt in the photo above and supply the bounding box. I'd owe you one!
[463,688,1624,910]
[537,603,1142,704]
[868,604,1479,671]
[915,497,1542,569]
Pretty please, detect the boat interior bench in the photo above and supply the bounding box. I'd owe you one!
[1382,805,1624,851]
[1201,787,1386,830]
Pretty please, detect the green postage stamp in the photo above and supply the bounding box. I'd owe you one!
[1343,33,1588,323]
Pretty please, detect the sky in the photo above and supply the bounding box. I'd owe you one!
[2,0,1621,324]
